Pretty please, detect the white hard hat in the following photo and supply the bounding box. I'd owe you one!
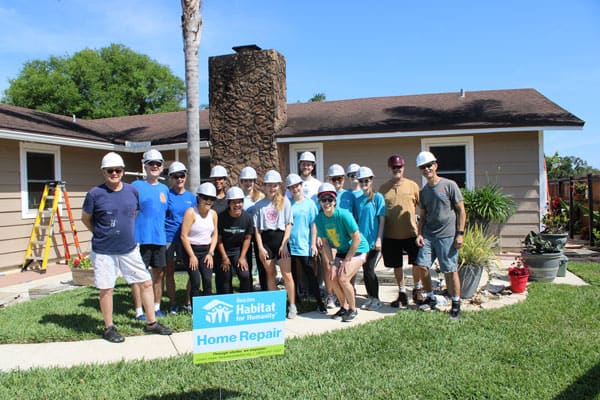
[168,161,187,175]
[210,165,228,178]
[263,170,282,184]
[416,151,437,167]
[327,164,345,177]
[299,151,316,163]
[356,166,374,180]
[142,149,164,164]
[196,182,217,197]
[226,186,245,200]
[318,183,337,199]
[101,152,125,169]
[285,173,303,188]
[240,166,257,180]
[346,163,360,175]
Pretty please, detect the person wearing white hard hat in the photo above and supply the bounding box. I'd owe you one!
[414,151,466,320]
[215,187,254,294]
[180,182,219,303]
[327,163,355,212]
[296,151,321,202]
[253,170,296,318]
[209,165,229,214]
[314,183,369,322]
[131,149,169,320]
[354,166,386,311]
[346,163,362,198]
[164,161,197,314]
[379,154,423,308]
[82,152,174,343]
[287,173,326,314]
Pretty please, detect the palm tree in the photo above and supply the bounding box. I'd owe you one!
[181,0,203,190]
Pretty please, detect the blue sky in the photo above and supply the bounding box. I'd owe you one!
[1,0,598,167]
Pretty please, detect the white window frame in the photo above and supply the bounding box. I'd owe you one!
[19,143,62,218]
[289,142,324,182]
[421,136,474,189]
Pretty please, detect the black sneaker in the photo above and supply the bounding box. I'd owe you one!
[412,288,425,305]
[450,300,461,320]
[316,302,327,314]
[390,292,408,308]
[342,309,358,322]
[144,321,174,335]
[331,307,347,320]
[419,296,438,311]
[103,325,125,343]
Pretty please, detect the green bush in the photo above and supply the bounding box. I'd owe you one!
[462,184,516,234]
[458,224,497,270]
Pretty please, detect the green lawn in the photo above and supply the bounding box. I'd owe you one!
[0,263,598,399]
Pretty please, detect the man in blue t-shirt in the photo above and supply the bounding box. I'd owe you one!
[82,152,173,343]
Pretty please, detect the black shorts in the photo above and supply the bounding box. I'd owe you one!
[140,244,167,268]
[381,237,418,268]
[260,230,285,260]
[166,242,184,263]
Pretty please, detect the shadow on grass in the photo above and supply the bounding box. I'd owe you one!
[143,388,241,400]
[554,361,600,399]
[39,312,102,333]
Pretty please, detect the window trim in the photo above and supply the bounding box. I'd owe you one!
[421,136,474,189]
[19,143,61,219]
[289,142,324,182]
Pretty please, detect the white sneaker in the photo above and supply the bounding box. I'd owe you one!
[287,304,297,319]
[326,294,337,309]
[361,297,374,310]
[368,298,383,311]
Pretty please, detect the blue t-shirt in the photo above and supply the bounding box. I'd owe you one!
[337,189,356,214]
[354,192,386,249]
[132,180,169,245]
[314,208,369,255]
[82,183,139,255]
[165,189,197,243]
[289,197,318,256]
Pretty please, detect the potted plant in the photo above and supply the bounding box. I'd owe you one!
[457,224,497,299]
[508,256,529,293]
[541,202,569,249]
[69,255,94,286]
[521,231,562,282]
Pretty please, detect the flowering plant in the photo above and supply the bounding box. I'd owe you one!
[508,256,530,277]
[69,255,93,269]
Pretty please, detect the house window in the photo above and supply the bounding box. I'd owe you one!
[289,143,324,181]
[20,143,61,218]
[422,137,474,189]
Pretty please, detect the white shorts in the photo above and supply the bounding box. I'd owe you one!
[90,246,152,289]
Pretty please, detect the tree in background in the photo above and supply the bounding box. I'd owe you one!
[545,151,599,180]
[309,93,326,102]
[2,44,184,119]
[181,0,203,191]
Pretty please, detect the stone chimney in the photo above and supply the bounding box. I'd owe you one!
[209,45,287,184]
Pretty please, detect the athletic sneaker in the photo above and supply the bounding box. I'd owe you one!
[103,325,125,343]
[287,304,298,319]
[450,300,461,320]
[316,302,327,314]
[168,305,178,315]
[144,321,174,335]
[419,296,438,311]
[135,314,146,321]
[331,307,347,320]
[154,310,166,318]
[412,288,425,305]
[390,292,408,308]
[326,294,337,309]
[368,298,383,311]
[342,309,358,322]
[360,297,374,310]
[182,304,192,313]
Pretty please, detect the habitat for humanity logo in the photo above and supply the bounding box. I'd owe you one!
[203,299,234,324]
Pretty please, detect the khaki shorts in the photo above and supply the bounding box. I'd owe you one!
[91,245,152,289]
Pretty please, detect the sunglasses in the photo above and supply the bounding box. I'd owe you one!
[330,176,344,182]
[146,161,163,167]
[319,196,335,203]
[392,165,404,170]
[359,179,371,184]
[419,162,436,170]
[105,168,123,174]
[347,173,356,178]
[171,173,186,179]
[198,194,215,202]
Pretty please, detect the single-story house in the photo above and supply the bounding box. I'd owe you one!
[0,46,584,271]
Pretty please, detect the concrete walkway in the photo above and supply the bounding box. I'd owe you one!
[0,255,590,372]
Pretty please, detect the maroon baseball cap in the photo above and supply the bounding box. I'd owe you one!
[387,155,404,167]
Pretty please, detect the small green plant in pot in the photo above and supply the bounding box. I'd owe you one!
[458,224,498,299]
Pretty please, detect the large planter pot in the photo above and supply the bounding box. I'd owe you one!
[540,233,568,250]
[522,252,561,282]
[458,264,483,299]
[71,268,95,286]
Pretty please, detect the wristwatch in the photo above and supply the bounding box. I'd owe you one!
[456,230,465,235]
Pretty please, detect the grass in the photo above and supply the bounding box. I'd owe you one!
[0,263,599,399]
[568,260,600,286]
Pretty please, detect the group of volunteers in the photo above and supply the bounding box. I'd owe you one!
[83,147,465,342]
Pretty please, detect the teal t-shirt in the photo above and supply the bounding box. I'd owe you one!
[314,208,369,254]
[289,197,318,256]
[354,192,386,249]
